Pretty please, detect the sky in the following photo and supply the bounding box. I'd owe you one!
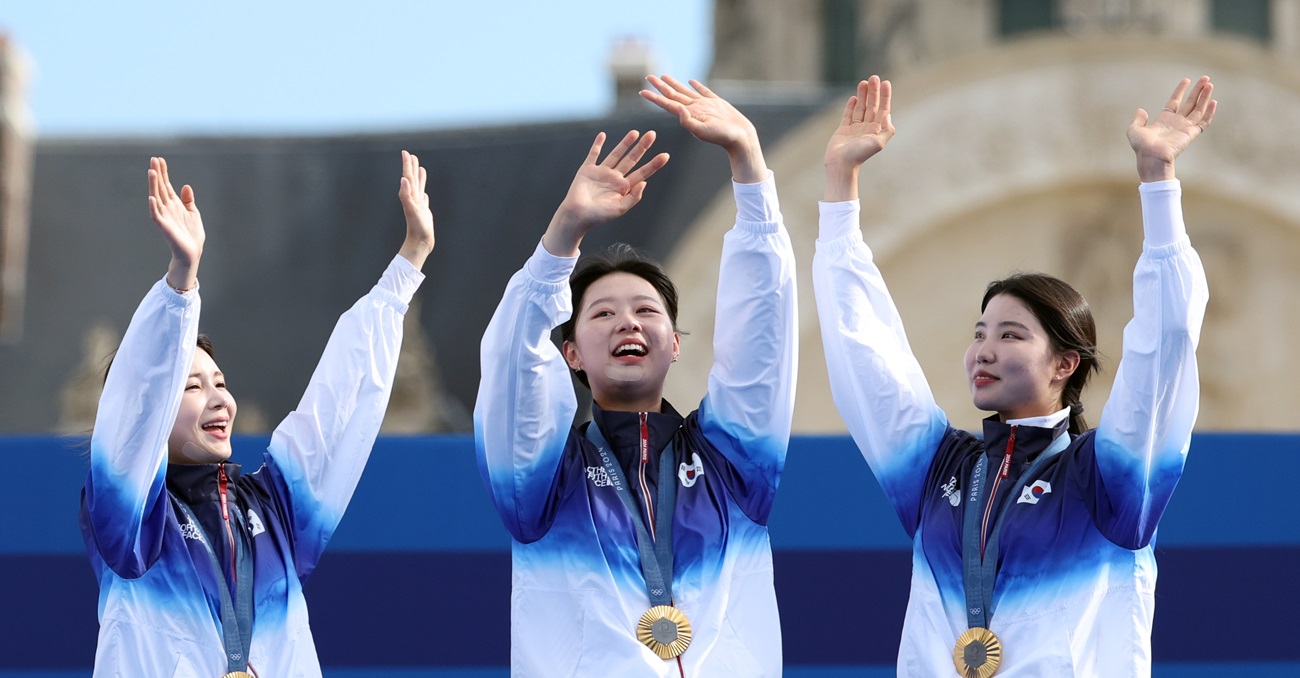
[0,0,713,138]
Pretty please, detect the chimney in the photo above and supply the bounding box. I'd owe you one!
[608,37,658,112]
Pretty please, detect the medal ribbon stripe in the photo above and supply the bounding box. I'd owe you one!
[584,421,693,659]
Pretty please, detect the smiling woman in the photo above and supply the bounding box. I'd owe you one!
[79,152,434,676]
[474,75,797,676]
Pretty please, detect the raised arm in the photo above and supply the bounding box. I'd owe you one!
[263,151,429,576]
[83,157,204,577]
[642,76,795,522]
[813,78,947,535]
[1091,77,1214,548]
[475,133,669,543]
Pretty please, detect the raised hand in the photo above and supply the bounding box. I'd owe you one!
[824,76,896,202]
[397,150,436,270]
[542,130,670,257]
[147,157,204,292]
[1127,76,1217,182]
[641,75,766,183]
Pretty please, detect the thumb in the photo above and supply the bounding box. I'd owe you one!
[180,185,198,211]
[1130,108,1149,130]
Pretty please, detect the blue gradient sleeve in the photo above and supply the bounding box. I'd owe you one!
[813,200,949,536]
[1092,180,1208,549]
[267,255,422,578]
[698,174,798,525]
[84,279,200,578]
[474,241,579,543]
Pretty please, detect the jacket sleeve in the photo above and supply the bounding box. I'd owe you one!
[265,255,423,578]
[812,199,949,537]
[83,279,201,578]
[473,241,578,543]
[1089,179,1208,549]
[696,173,798,525]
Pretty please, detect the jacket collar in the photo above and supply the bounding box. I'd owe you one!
[589,400,683,466]
[980,414,1069,465]
[165,462,243,505]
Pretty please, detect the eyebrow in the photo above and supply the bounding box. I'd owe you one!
[187,371,224,379]
[974,320,1032,331]
[584,295,663,311]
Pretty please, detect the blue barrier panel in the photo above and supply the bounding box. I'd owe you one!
[2,433,1297,673]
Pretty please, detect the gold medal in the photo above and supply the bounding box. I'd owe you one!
[636,605,692,659]
[953,627,1002,678]
[222,673,255,678]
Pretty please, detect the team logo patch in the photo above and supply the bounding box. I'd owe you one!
[940,475,960,507]
[246,508,266,537]
[678,453,704,488]
[1017,479,1052,505]
[586,466,613,488]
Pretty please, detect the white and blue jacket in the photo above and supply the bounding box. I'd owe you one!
[80,256,422,677]
[475,174,797,677]
[813,180,1207,677]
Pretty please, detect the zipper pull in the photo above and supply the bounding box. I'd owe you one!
[999,426,1017,479]
[218,464,230,521]
[639,412,650,464]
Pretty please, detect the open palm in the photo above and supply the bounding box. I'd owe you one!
[147,156,204,268]
[562,130,669,227]
[825,76,895,168]
[1127,76,1216,167]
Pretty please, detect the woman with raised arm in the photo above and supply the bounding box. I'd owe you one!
[80,151,435,676]
[475,75,796,676]
[814,76,1213,676]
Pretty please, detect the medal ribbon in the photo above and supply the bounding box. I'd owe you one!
[584,419,678,607]
[175,483,255,673]
[961,426,1069,630]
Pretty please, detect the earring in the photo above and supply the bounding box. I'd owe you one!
[671,356,679,363]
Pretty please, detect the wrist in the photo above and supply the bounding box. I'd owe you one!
[543,208,586,257]
[726,134,767,184]
[166,257,199,294]
[823,163,860,202]
[398,238,433,271]
[1136,157,1175,183]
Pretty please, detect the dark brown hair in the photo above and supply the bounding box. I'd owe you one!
[559,244,679,389]
[981,274,1100,435]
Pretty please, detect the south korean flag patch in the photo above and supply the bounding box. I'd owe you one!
[1017,479,1052,505]
[678,453,704,488]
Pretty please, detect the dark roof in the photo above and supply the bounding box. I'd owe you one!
[0,101,824,432]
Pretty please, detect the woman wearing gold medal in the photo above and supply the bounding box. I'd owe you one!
[475,75,795,676]
[813,75,1212,676]
[80,152,435,676]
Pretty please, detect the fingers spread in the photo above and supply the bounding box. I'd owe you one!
[688,79,717,99]
[582,132,607,166]
[640,88,687,117]
[614,130,656,175]
[839,96,856,128]
[625,152,670,186]
[600,130,640,168]
[658,75,699,101]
